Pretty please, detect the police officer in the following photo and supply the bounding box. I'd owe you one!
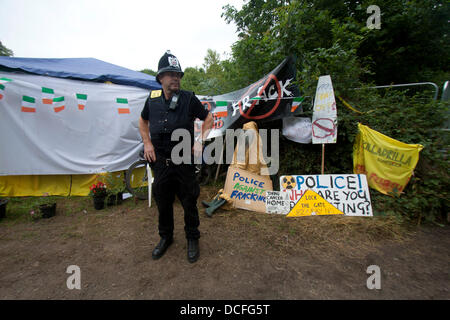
[139,51,213,263]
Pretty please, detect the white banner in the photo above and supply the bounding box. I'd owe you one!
[312,75,337,144]
[0,72,149,175]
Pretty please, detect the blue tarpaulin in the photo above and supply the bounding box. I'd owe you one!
[0,57,160,90]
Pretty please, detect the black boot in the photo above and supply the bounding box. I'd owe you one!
[187,239,199,263]
[152,237,173,260]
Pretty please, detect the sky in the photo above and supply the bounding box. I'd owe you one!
[0,0,244,71]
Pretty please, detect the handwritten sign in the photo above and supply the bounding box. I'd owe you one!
[265,191,290,214]
[280,174,373,217]
[224,167,273,213]
[312,75,337,144]
[287,189,344,217]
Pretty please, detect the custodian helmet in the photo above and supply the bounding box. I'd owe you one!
[156,50,184,84]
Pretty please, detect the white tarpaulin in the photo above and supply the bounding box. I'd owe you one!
[0,72,149,175]
[282,117,312,144]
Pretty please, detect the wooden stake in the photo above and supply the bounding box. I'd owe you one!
[321,144,325,175]
[214,135,226,183]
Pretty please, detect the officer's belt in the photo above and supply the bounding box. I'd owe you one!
[153,157,175,167]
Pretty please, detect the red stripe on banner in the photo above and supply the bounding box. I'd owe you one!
[78,104,85,110]
[215,111,228,118]
[291,105,298,112]
[118,108,130,114]
[42,98,53,104]
[0,93,3,100]
[21,106,36,113]
[54,106,65,113]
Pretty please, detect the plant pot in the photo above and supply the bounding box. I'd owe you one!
[107,194,116,206]
[93,196,105,210]
[39,202,56,218]
[116,192,123,205]
[0,199,8,220]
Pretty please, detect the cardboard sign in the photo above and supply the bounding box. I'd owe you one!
[265,191,290,214]
[280,174,373,217]
[312,75,337,144]
[224,167,273,213]
[287,189,344,217]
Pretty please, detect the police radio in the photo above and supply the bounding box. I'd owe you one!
[169,94,179,110]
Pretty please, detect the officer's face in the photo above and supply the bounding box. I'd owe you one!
[159,71,181,93]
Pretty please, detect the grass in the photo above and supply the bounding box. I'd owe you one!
[1,196,93,224]
[1,192,147,222]
[0,186,419,251]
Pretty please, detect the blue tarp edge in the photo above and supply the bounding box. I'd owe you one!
[0,57,161,90]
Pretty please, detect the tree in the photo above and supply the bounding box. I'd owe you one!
[182,49,235,95]
[0,41,14,57]
[140,69,157,76]
[182,66,206,94]
[222,0,368,96]
[222,0,450,87]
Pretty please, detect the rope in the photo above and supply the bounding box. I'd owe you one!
[337,95,364,114]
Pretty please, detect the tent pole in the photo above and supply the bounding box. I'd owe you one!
[147,164,152,207]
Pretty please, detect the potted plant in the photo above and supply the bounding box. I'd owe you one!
[0,197,8,220]
[30,208,41,221]
[104,172,126,206]
[89,181,107,210]
[34,193,57,219]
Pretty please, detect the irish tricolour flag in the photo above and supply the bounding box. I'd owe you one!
[291,96,304,112]
[41,87,54,105]
[21,95,36,113]
[53,96,65,113]
[213,101,228,118]
[117,98,130,114]
[76,93,87,110]
[0,77,12,100]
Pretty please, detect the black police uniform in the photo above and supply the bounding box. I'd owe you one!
[141,89,209,241]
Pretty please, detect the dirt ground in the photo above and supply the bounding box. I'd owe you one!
[0,185,449,300]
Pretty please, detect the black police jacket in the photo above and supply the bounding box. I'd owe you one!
[141,89,208,157]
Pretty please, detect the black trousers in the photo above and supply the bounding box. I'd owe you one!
[152,159,200,240]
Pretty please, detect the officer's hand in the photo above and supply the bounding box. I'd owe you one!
[193,140,203,159]
[144,142,156,163]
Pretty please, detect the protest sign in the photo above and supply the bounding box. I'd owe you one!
[224,167,273,213]
[280,174,373,216]
[287,189,344,217]
[265,191,290,214]
[312,75,337,144]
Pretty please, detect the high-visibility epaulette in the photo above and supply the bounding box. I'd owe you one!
[151,90,162,98]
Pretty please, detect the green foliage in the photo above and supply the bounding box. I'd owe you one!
[355,0,450,85]
[182,49,236,95]
[0,41,13,57]
[222,0,449,87]
[3,195,59,223]
[221,0,450,223]
[103,172,126,194]
[275,88,449,223]
[182,66,206,94]
[140,69,157,76]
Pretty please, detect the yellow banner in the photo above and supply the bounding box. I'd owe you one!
[353,123,423,196]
